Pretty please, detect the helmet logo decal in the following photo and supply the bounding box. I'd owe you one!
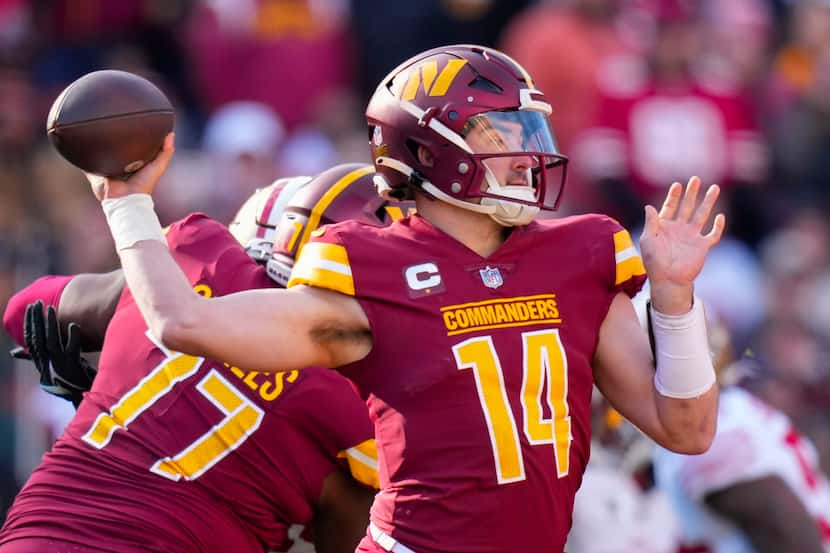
[398,59,468,101]
[383,205,417,222]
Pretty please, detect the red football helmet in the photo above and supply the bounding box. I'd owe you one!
[267,163,415,286]
[366,44,568,226]
[228,175,311,262]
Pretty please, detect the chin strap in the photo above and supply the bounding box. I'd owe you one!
[480,167,540,226]
[376,156,539,227]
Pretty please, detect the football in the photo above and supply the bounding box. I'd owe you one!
[46,70,175,177]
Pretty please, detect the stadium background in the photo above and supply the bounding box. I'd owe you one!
[0,0,828,548]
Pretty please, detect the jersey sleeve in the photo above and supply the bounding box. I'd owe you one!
[592,215,647,298]
[165,213,229,252]
[287,227,355,296]
[289,369,378,490]
[3,275,74,347]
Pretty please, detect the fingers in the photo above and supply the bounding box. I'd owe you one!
[102,132,175,199]
[691,184,721,230]
[658,182,683,219]
[27,301,45,349]
[705,213,727,245]
[45,305,63,354]
[66,323,82,357]
[26,301,47,373]
[24,302,34,348]
[642,204,660,238]
[143,132,175,180]
[676,176,701,223]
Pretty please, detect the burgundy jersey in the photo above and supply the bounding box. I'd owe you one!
[288,214,646,553]
[1,214,376,553]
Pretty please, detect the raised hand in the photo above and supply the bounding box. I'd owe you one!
[639,176,726,314]
[88,132,175,201]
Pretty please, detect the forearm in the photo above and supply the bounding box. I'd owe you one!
[59,270,125,350]
[116,240,202,347]
[595,293,717,454]
[649,294,718,452]
[119,242,365,371]
[654,385,718,453]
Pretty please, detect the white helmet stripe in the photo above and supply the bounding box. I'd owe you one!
[262,176,312,226]
[375,156,415,177]
[421,182,496,215]
[392,92,473,154]
[519,89,552,115]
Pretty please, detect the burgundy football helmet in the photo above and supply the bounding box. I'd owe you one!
[266,163,415,286]
[228,176,312,262]
[366,44,568,226]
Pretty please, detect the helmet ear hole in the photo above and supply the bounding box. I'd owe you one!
[410,141,434,167]
[405,139,423,162]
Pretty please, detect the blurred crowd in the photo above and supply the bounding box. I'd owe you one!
[1,0,830,550]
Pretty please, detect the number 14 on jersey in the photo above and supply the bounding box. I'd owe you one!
[453,329,571,484]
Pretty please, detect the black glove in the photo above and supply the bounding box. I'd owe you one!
[24,301,97,408]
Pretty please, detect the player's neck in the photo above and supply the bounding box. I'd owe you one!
[415,195,507,258]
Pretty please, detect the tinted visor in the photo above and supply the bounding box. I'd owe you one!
[461,110,567,210]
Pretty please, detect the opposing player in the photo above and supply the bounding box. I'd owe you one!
[653,322,830,553]
[0,164,403,553]
[86,45,724,553]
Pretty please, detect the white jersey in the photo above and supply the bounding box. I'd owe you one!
[568,462,679,553]
[653,386,830,553]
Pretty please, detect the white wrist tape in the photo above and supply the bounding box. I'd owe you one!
[651,296,716,399]
[101,194,166,251]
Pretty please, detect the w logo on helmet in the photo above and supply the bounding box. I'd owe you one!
[394,59,468,101]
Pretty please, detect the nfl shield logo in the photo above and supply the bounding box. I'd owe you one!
[479,266,503,289]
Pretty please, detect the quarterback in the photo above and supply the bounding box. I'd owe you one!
[85,45,723,553]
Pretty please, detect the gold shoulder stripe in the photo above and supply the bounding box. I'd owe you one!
[612,229,634,253]
[288,242,355,296]
[337,438,379,490]
[612,230,645,285]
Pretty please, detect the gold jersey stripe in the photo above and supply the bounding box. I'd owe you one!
[612,229,645,285]
[441,294,557,312]
[338,439,380,490]
[613,229,634,253]
[615,256,646,285]
[288,242,355,296]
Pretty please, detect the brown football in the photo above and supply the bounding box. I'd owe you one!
[46,70,175,177]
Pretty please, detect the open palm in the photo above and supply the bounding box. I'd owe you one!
[639,176,726,287]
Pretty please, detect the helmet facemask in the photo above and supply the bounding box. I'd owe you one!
[414,109,567,226]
